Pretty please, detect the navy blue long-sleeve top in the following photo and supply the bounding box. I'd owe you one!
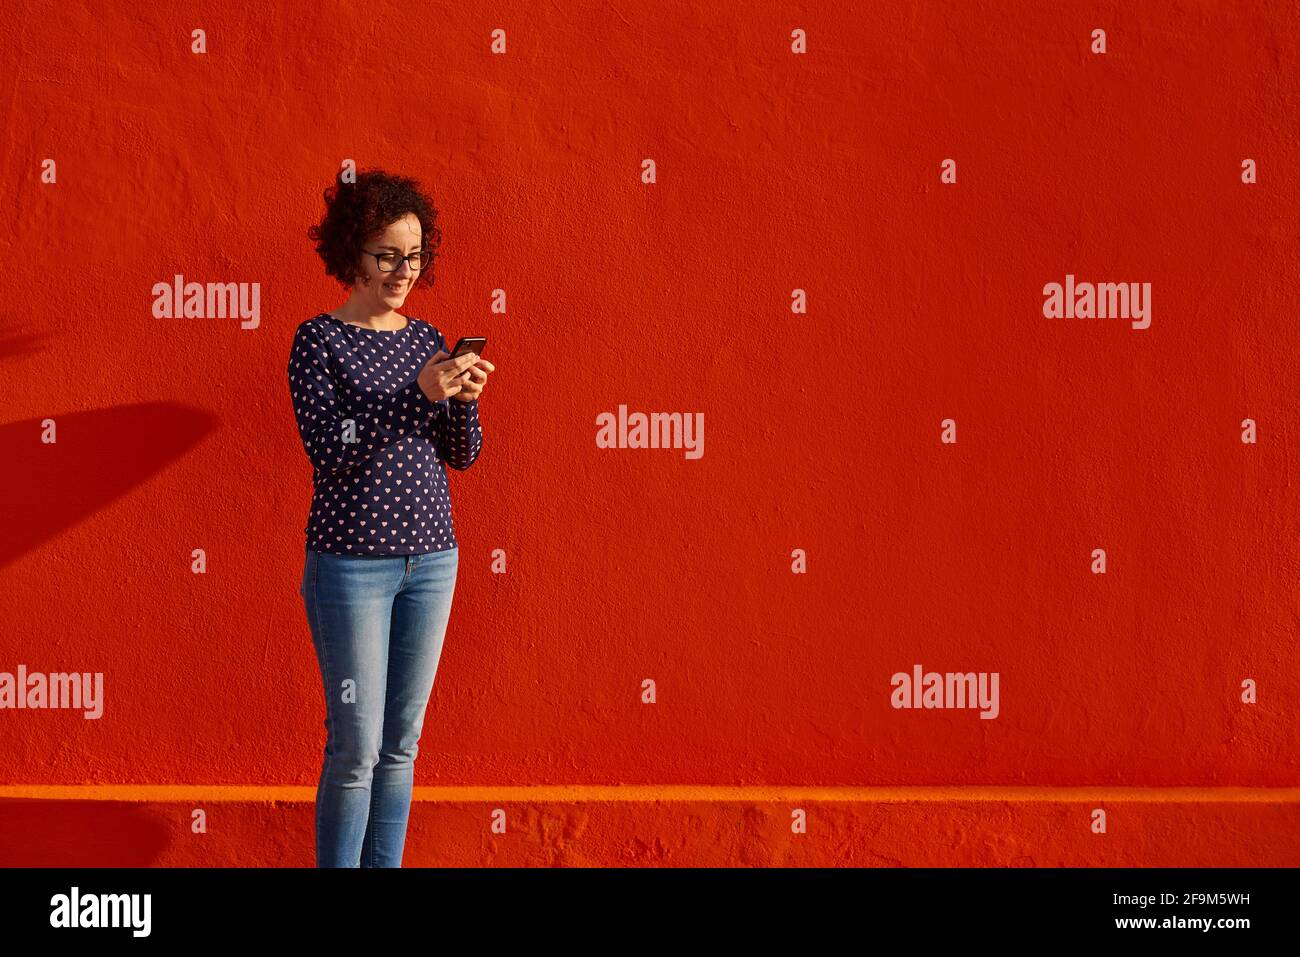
[287,312,482,555]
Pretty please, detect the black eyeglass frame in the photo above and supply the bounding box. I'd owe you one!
[363,249,433,273]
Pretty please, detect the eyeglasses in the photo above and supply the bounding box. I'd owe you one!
[364,249,433,273]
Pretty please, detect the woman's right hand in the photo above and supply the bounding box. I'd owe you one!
[417,350,481,402]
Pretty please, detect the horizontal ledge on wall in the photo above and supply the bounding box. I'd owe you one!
[1,786,1298,804]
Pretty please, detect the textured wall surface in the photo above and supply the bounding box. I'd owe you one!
[0,0,1297,866]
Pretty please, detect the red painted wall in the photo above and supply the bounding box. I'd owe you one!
[0,0,1297,865]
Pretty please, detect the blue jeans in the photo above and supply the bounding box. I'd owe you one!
[300,546,459,867]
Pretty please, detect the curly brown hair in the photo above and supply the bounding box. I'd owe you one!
[308,167,443,290]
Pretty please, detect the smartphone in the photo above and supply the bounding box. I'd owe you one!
[446,336,487,378]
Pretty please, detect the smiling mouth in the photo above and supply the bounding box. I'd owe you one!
[384,283,405,293]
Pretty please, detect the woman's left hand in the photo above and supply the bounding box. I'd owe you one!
[452,358,494,402]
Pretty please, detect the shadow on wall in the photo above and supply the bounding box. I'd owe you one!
[0,404,217,571]
[0,799,170,866]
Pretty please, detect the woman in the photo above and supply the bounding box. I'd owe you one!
[287,168,494,867]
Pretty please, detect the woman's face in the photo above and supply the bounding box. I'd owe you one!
[355,212,423,309]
